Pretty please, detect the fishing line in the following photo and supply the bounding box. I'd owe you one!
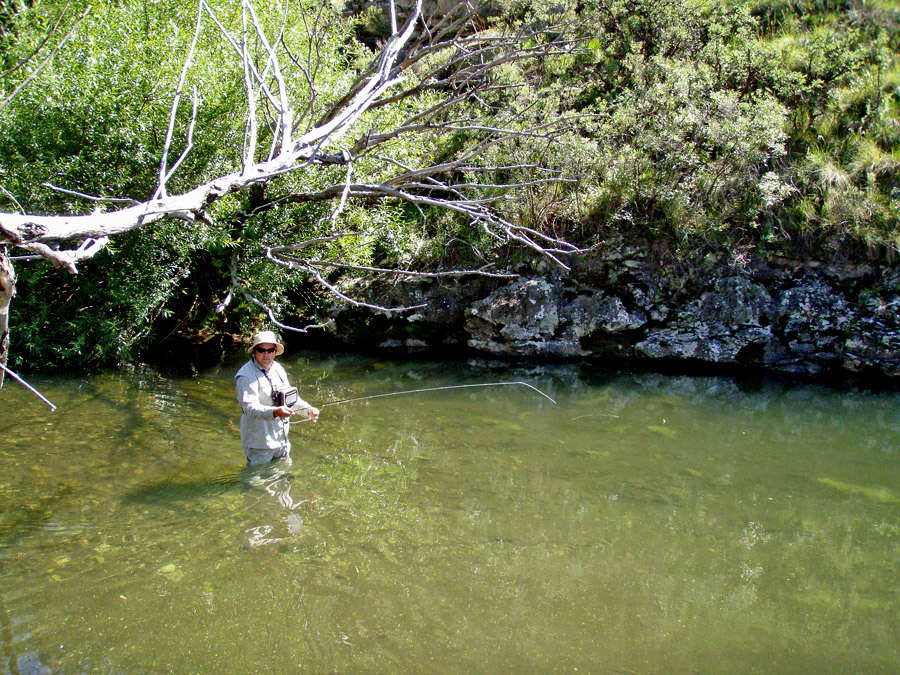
[293,380,556,417]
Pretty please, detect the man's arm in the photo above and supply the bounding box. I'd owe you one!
[235,375,277,420]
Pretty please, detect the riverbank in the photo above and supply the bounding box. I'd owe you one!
[300,238,900,384]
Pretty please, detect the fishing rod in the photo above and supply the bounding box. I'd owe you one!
[292,380,556,417]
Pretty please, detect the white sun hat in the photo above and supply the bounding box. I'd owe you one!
[248,330,284,356]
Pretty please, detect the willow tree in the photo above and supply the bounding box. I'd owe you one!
[0,0,92,384]
[0,0,585,380]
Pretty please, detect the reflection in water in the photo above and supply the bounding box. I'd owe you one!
[240,460,308,545]
[0,356,898,673]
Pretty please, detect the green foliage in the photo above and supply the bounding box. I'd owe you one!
[1,0,366,369]
[10,221,207,368]
[2,0,900,371]
[483,0,900,255]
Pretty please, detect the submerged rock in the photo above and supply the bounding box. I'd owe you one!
[817,477,900,503]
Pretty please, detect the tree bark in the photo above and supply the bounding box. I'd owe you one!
[0,248,14,388]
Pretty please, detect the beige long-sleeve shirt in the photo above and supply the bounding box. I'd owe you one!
[234,358,310,451]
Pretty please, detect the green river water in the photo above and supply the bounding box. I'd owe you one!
[0,353,898,674]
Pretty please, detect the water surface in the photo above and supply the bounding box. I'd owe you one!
[0,354,898,673]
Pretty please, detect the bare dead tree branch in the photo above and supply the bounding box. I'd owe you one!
[217,255,333,333]
[0,185,24,214]
[156,2,204,199]
[290,260,428,314]
[0,0,426,264]
[258,178,585,265]
[0,0,580,259]
[0,0,588,352]
[42,184,140,206]
[0,361,57,410]
[273,254,517,280]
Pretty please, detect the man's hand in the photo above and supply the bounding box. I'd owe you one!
[306,406,320,423]
[274,406,294,419]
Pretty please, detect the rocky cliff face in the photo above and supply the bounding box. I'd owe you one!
[323,242,900,381]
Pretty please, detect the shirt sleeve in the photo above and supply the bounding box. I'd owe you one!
[291,396,313,412]
[235,374,275,420]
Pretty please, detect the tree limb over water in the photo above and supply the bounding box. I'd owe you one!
[0,0,584,340]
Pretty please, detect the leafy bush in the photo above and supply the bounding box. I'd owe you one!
[2,0,899,370]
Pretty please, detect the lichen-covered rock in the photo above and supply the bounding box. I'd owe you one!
[633,276,782,365]
[467,279,570,357]
[770,279,852,374]
[842,291,900,377]
[320,241,900,381]
[465,279,648,357]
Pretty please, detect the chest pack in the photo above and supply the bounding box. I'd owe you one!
[272,386,299,408]
[260,365,298,408]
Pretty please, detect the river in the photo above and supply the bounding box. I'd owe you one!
[0,353,898,673]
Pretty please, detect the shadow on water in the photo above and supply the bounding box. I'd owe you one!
[0,483,79,549]
[3,356,900,673]
[121,463,300,507]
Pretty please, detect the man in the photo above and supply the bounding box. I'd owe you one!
[234,330,319,465]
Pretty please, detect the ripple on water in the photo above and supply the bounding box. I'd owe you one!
[1,359,899,674]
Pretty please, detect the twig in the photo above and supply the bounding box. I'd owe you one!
[331,159,354,229]
[241,3,259,170]
[162,87,199,185]
[243,0,292,155]
[0,4,92,115]
[303,263,428,314]
[271,251,515,280]
[0,186,24,215]
[42,183,140,205]
[156,1,204,199]
[0,362,57,411]
[0,0,73,79]
[217,256,332,333]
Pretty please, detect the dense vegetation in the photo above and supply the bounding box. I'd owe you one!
[1,0,898,370]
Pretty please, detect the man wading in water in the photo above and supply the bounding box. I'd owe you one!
[234,331,319,466]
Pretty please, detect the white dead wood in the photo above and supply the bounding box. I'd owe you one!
[0,0,586,336]
[0,248,14,387]
[0,0,428,264]
[0,361,57,410]
[156,2,205,200]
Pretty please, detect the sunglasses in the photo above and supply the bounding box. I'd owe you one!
[255,346,277,354]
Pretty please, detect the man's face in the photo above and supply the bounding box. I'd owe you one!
[253,343,278,368]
